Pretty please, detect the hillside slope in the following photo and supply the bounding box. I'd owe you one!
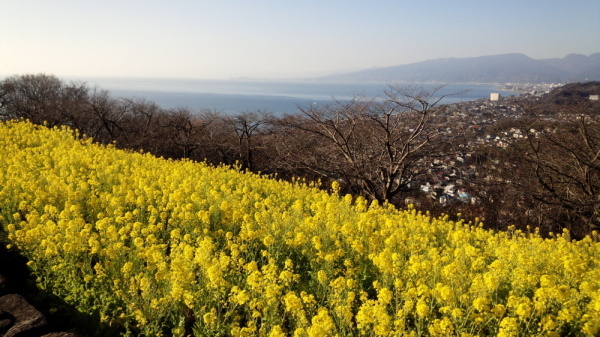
[1,120,600,336]
[318,53,600,83]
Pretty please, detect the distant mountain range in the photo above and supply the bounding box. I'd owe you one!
[316,53,600,84]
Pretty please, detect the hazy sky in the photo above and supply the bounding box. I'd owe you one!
[2,0,599,79]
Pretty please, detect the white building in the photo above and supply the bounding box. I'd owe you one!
[490,93,501,101]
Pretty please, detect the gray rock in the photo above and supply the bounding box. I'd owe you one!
[0,312,14,330]
[0,293,47,337]
[41,332,80,337]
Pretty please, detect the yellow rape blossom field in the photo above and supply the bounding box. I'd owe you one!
[1,120,600,336]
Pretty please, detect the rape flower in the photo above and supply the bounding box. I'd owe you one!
[203,309,218,326]
[473,297,490,312]
[498,317,519,337]
[284,291,304,312]
[2,120,600,336]
[307,308,336,337]
[263,234,275,246]
[416,298,430,318]
[378,287,393,305]
[269,325,286,337]
[316,270,328,285]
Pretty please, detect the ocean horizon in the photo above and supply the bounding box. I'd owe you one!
[77,77,516,115]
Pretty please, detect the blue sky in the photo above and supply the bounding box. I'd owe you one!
[2,0,599,79]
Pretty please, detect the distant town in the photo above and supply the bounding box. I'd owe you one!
[409,82,598,208]
[496,82,564,95]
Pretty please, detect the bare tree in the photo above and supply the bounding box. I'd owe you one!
[518,102,600,234]
[160,107,209,159]
[274,85,460,204]
[192,109,238,165]
[224,110,272,171]
[469,99,600,237]
[52,81,89,129]
[0,74,73,126]
[85,87,125,143]
[113,98,163,151]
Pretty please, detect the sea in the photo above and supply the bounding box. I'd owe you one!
[79,77,517,116]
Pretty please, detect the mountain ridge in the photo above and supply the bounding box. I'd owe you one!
[316,53,600,84]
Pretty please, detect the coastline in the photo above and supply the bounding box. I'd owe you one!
[495,82,564,95]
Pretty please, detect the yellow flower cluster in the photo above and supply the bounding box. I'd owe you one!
[1,120,600,336]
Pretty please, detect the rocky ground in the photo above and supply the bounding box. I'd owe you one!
[0,245,83,337]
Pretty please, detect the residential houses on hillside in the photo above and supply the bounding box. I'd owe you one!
[413,93,541,206]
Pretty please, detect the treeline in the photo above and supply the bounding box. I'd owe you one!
[465,96,600,238]
[1,74,598,238]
